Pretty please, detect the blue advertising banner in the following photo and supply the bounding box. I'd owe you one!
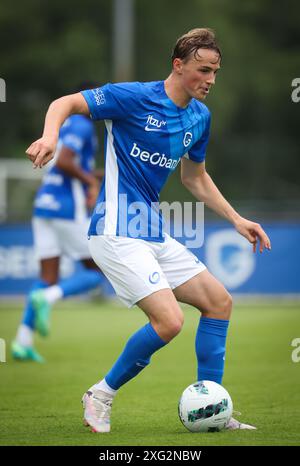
[197,223,300,294]
[0,223,299,295]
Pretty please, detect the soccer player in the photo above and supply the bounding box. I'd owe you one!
[12,83,106,362]
[26,29,271,429]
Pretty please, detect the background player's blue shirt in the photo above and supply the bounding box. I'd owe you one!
[34,115,98,221]
[82,81,210,242]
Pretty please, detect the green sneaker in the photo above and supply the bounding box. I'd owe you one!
[11,341,45,363]
[30,289,51,337]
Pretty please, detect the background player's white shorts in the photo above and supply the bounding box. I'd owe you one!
[32,217,91,260]
[88,234,206,307]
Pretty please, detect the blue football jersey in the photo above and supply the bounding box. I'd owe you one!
[82,81,210,242]
[34,115,98,221]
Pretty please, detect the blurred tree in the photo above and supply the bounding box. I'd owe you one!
[0,0,111,153]
[0,0,299,206]
[136,0,300,202]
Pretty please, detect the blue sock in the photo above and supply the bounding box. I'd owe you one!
[105,323,166,390]
[60,269,104,298]
[22,280,49,329]
[195,316,229,384]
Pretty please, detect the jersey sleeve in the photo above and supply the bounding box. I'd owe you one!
[183,111,211,163]
[81,82,140,121]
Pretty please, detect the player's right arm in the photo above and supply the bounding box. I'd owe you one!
[26,93,89,169]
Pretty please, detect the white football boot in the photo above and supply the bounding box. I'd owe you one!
[225,412,257,430]
[82,388,113,433]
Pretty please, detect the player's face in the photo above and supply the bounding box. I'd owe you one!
[175,49,221,101]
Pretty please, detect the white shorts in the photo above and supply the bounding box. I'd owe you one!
[32,217,91,260]
[88,234,206,307]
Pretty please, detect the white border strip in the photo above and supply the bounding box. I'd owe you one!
[103,120,119,235]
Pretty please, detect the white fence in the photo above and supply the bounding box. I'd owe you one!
[0,158,43,222]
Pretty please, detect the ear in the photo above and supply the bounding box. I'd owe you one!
[173,58,183,75]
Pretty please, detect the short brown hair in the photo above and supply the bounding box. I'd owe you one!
[171,28,221,63]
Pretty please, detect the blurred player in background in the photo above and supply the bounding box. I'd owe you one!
[26,30,271,430]
[11,82,105,362]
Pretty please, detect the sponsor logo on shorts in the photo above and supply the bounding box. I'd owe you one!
[149,271,160,284]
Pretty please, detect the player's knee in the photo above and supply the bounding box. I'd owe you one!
[155,311,184,342]
[219,292,233,319]
[202,291,232,320]
[164,313,184,340]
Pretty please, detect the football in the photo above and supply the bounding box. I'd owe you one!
[178,380,233,432]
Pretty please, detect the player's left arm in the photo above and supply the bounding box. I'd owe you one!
[181,158,271,253]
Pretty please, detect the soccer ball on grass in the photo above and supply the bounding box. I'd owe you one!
[178,380,233,432]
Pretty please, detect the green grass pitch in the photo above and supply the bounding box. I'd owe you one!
[0,299,300,446]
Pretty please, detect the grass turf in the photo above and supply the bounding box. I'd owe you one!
[0,299,299,446]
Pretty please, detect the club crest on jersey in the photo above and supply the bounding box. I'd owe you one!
[145,115,167,132]
[183,131,193,148]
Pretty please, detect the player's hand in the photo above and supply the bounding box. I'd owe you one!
[234,217,271,253]
[86,178,100,209]
[26,136,57,169]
